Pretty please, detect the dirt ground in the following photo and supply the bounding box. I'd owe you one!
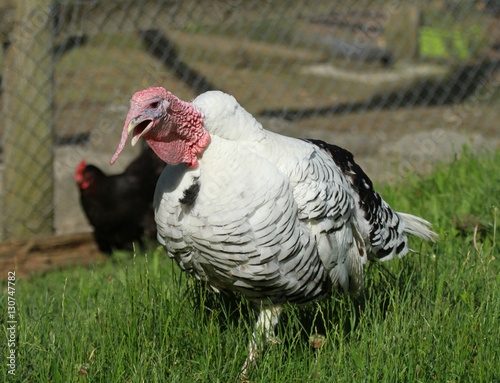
[0,232,105,280]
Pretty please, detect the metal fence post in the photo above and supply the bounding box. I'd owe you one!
[1,0,55,239]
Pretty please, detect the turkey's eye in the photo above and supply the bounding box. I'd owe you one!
[150,101,160,109]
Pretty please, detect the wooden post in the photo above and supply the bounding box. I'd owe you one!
[384,4,421,63]
[1,0,55,239]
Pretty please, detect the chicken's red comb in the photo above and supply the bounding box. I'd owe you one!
[74,160,87,182]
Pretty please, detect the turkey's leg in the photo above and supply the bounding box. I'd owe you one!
[240,305,283,379]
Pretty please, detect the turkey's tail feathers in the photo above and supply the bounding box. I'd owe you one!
[399,212,439,243]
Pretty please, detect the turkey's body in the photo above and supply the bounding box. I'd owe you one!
[155,134,335,305]
[153,91,428,305]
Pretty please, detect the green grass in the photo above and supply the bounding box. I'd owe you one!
[419,26,488,61]
[2,150,499,382]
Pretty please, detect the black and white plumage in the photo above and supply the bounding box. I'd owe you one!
[111,89,437,372]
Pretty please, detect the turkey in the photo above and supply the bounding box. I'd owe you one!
[111,88,437,373]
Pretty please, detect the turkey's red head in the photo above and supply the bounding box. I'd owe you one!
[111,87,210,167]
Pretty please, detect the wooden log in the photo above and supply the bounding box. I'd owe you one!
[1,0,55,239]
[0,232,103,280]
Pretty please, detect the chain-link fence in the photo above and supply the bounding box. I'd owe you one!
[1,0,499,240]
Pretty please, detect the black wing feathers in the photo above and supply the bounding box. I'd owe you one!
[305,139,406,259]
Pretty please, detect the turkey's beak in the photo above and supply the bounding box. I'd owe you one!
[110,116,152,165]
[128,117,153,147]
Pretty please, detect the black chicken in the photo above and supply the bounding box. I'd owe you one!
[75,148,165,254]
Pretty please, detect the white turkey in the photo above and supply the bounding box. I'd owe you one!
[111,88,437,373]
